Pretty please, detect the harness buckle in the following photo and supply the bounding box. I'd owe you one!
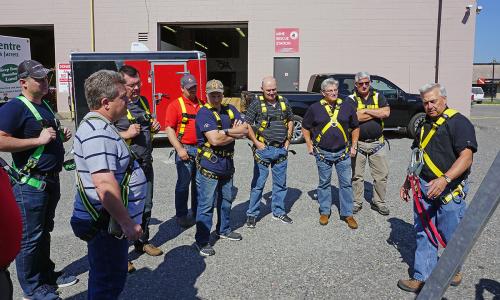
[408,148,424,176]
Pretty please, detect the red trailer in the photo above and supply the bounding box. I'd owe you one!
[70,51,207,137]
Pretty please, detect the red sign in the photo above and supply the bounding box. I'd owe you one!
[275,28,299,53]
[477,77,486,85]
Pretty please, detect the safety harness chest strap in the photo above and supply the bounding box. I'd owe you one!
[177,97,202,141]
[315,99,347,145]
[197,103,235,163]
[256,95,288,144]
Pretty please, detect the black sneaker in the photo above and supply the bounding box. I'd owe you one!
[353,205,362,214]
[246,216,256,228]
[217,231,242,241]
[370,203,390,216]
[273,214,293,224]
[195,243,215,257]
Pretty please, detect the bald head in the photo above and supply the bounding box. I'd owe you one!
[261,76,277,102]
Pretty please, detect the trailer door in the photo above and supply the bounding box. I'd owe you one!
[151,62,187,132]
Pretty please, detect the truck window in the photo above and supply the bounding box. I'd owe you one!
[371,79,398,100]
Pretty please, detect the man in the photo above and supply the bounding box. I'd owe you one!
[302,78,359,229]
[348,71,391,215]
[0,60,77,300]
[70,70,145,299]
[115,65,163,272]
[194,79,248,256]
[165,74,203,228]
[398,83,477,293]
[245,76,294,228]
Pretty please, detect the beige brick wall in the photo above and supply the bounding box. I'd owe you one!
[1,0,476,116]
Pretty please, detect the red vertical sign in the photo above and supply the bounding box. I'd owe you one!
[275,28,300,53]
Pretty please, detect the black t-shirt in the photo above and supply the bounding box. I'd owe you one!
[412,111,478,185]
[302,99,358,152]
[347,90,388,141]
[0,97,65,172]
[115,96,153,163]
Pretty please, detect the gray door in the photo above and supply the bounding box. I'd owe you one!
[274,57,300,91]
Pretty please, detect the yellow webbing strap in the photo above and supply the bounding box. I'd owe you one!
[198,104,235,159]
[315,99,347,144]
[256,95,287,143]
[354,91,384,129]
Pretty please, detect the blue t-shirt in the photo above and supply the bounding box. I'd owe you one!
[0,97,65,172]
[195,104,242,176]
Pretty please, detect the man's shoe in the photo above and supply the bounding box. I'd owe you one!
[319,214,329,225]
[195,243,215,257]
[341,216,358,229]
[127,261,136,273]
[353,205,362,214]
[397,278,424,293]
[370,203,390,216]
[451,272,463,286]
[177,215,195,228]
[273,214,293,224]
[246,216,257,228]
[55,273,78,288]
[31,285,61,300]
[217,231,242,241]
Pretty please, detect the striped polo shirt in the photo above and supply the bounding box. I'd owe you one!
[71,112,146,224]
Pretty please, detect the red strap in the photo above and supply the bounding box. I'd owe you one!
[408,175,447,248]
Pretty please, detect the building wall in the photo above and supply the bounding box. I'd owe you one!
[1,0,477,116]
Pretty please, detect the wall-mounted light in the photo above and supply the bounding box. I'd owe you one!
[476,5,483,14]
[163,25,177,33]
[235,27,246,38]
[221,42,229,48]
[195,41,208,50]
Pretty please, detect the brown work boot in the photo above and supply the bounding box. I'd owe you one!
[127,261,136,273]
[398,278,424,293]
[319,214,329,226]
[451,272,463,286]
[138,243,164,256]
[341,216,358,229]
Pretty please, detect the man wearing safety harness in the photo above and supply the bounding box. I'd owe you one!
[194,79,248,256]
[245,76,294,228]
[115,65,162,272]
[0,60,77,300]
[70,70,145,298]
[398,83,477,293]
[302,78,360,229]
[348,71,391,215]
[165,74,203,228]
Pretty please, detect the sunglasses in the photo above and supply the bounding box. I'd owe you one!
[357,81,370,86]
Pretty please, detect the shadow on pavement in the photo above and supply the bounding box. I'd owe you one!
[475,278,500,300]
[386,217,415,277]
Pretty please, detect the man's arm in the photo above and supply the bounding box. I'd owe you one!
[284,120,293,149]
[91,170,142,241]
[204,121,248,147]
[356,106,390,122]
[302,127,314,155]
[0,129,55,153]
[350,127,360,157]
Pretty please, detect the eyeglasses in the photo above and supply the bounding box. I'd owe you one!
[322,90,337,94]
[357,81,370,86]
[125,82,142,88]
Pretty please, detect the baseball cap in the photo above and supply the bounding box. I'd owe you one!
[206,79,224,94]
[180,74,197,89]
[17,60,51,80]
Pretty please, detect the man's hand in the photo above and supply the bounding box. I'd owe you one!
[176,147,190,161]
[426,177,448,199]
[400,177,411,202]
[126,124,141,139]
[255,140,266,150]
[37,127,56,145]
[306,143,314,155]
[121,220,143,241]
[151,120,161,133]
[231,121,249,138]
[349,146,357,157]
[63,127,72,142]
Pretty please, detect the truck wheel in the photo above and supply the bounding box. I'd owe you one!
[407,112,426,138]
[290,115,305,144]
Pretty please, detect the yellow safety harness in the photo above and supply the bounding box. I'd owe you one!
[418,108,464,204]
[315,99,347,145]
[255,95,289,144]
[197,103,235,163]
[177,96,202,141]
[125,96,155,144]
[353,90,385,130]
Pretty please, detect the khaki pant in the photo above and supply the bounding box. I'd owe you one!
[352,140,389,208]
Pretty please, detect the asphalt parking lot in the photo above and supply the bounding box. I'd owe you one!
[6,104,500,299]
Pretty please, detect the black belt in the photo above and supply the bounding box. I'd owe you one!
[31,170,59,178]
[266,141,285,148]
[360,137,383,143]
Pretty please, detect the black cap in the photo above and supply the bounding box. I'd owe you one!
[17,60,51,80]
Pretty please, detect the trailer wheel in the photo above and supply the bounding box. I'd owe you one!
[407,112,426,138]
[290,115,305,144]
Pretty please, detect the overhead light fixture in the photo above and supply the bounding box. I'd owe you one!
[235,27,246,38]
[195,41,208,50]
[163,25,177,33]
[221,42,229,48]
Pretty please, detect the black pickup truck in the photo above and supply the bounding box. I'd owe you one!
[243,73,424,144]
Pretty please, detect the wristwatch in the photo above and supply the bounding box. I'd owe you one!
[223,129,229,136]
[442,174,452,184]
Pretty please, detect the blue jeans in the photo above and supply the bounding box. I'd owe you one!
[139,162,154,243]
[315,148,354,217]
[71,219,128,300]
[195,172,234,246]
[247,146,288,218]
[13,176,60,297]
[412,178,468,282]
[175,145,198,218]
